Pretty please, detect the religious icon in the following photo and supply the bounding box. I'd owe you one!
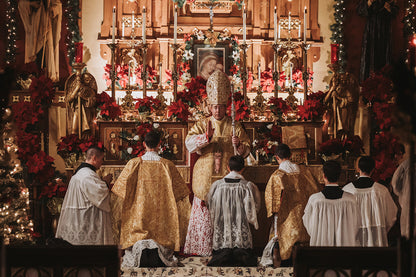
[193,44,230,79]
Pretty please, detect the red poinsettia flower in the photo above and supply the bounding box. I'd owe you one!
[30,75,55,107]
[260,69,274,93]
[16,131,41,162]
[136,122,153,137]
[100,101,122,120]
[183,33,192,42]
[135,96,161,113]
[297,99,325,121]
[96,92,112,106]
[372,102,393,131]
[267,97,291,117]
[342,135,364,156]
[12,102,44,131]
[229,65,239,75]
[278,71,286,88]
[167,99,191,122]
[319,138,344,156]
[361,70,394,104]
[227,96,250,121]
[26,151,54,174]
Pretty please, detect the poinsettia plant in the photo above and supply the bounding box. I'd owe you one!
[227,91,250,121]
[57,134,104,167]
[96,92,122,120]
[135,96,161,114]
[268,97,292,119]
[318,135,364,162]
[371,131,402,182]
[252,123,282,164]
[167,99,192,122]
[119,121,174,161]
[297,91,327,121]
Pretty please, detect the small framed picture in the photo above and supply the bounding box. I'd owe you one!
[193,43,231,79]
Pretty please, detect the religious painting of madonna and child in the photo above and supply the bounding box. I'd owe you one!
[193,44,230,80]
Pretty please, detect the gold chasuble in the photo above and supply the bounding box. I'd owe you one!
[188,116,250,200]
[111,157,191,250]
[264,165,320,260]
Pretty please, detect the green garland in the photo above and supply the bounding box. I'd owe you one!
[404,0,416,38]
[173,0,244,10]
[65,0,82,67]
[330,0,346,73]
[5,0,17,66]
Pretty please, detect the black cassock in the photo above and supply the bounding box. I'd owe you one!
[358,0,398,82]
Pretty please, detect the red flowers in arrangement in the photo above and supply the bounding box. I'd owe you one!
[57,134,104,161]
[177,76,207,108]
[39,178,67,200]
[268,97,292,118]
[297,91,327,121]
[318,136,364,161]
[96,92,122,120]
[260,69,275,93]
[167,99,192,122]
[227,91,250,121]
[135,96,161,113]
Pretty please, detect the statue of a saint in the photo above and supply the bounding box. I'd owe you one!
[325,71,360,139]
[65,70,97,138]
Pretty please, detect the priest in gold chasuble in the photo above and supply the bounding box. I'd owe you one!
[260,144,320,267]
[183,70,251,256]
[111,131,191,267]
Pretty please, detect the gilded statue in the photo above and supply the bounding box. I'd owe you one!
[65,70,97,138]
[325,70,359,138]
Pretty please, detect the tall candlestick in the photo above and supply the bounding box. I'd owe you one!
[258,62,261,82]
[298,22,301,38]
[289,62,293,89]
[174,5,178,44]
[159,62,162,85]
[304,6,307,43]
[274,6,277,43]
[132,11,135,29]
[142,6,146,44]
[243,5,246,43]
[112,6,116,43]
[288,12,291,32]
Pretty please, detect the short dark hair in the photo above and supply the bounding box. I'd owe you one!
[86,146,104,160]
[228,155,245,172]
[323,160,342,183]
[275,144,291,159]
[358,156,375,175]
[144,131,161,149]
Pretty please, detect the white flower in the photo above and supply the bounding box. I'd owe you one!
[232,75,242,86]
[127,147,133,154]
[181,72,191,83]
[196,31,205,40]
[252,139,258,146]
[153,123,160,129]
[133,135,140,141]
[232,50,240,60]
[267,124,273,129]
[183,50,194,60]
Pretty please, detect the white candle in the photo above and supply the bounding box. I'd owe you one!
[298,23,301,38]
[122,21,125,38]
[278,24,281,39]
[174,5,178,44]
[112,6,116,43]
[288,11,291,32]
[132,11,135,29]
[274,6,277,43]
[243,5,246,43]
[304,6,307,43]
[142,7,146,44]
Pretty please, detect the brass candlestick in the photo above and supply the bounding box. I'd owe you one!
[171,43,181,102]
[301,41,311,100]
[108,43,117,99]
[272,43,283,98]
[239,43,249,103]
[140,43,148,98]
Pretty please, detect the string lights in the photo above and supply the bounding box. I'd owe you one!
[65,0,82,67]
[5,0,17,65]
[330,0,346,73]
[404,0,416,38]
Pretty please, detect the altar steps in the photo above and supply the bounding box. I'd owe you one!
[121,257,294,277]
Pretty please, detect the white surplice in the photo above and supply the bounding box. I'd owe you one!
[392,159,416,239]
[56,167,114,245]
[303,186,360,246]
[343,178,397,246]
[206,171,261,250]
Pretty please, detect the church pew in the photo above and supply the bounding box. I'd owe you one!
[293,246,397,277]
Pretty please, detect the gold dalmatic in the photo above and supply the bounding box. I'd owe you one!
[188,116,250,200]
[111,157,191,250]
[264,165,320,260]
